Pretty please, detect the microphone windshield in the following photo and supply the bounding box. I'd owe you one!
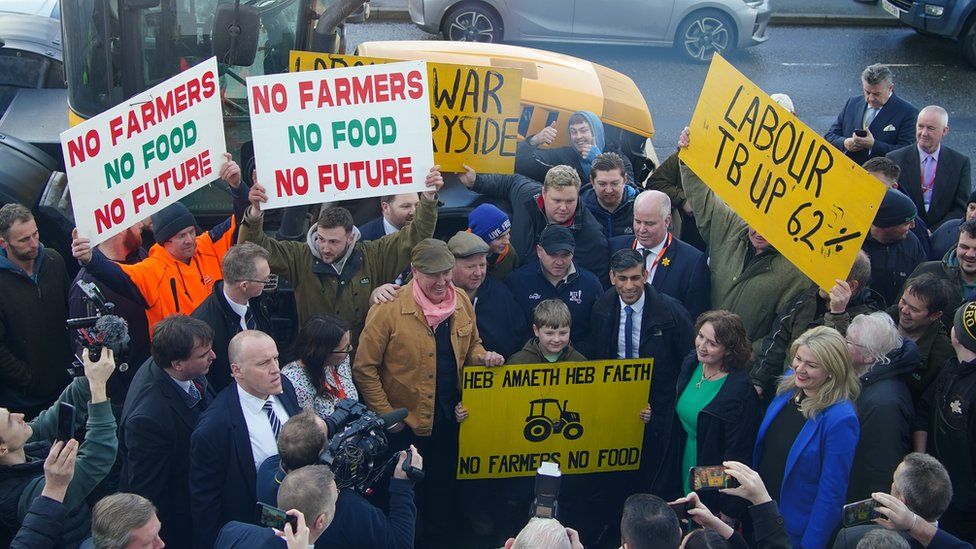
[95,315,130,354]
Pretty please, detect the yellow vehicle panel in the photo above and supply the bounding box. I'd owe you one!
[355,40,654,145]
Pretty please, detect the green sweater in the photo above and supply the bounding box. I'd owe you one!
[20,379,117,518]
[506,339,587,365]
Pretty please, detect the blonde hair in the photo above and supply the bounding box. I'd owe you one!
[533,299,571,329]
[543,165,581,192]
[777,326,860,418]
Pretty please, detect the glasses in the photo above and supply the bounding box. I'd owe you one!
[244,274,279,292]
[845,338,866,349]
[331,344,354,356]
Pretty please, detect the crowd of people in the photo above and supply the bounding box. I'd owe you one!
[0,61,973,549]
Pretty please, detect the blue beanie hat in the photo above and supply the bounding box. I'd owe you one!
[468,204,511,243]
[151,202,197,244]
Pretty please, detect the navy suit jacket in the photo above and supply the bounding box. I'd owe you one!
[118,360,215,549]
[824,92,918,166]
[608,234,711,319]
[888,143,973,229]
[214,521,284,549]
[357,217,388,241]
[754,392,859,549]
[190,378,301,549]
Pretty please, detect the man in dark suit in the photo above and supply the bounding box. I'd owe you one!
[358,193,420,241]
[215,465,337,549]
[576,249,694,537]
[189,330,302,549]
[609,190,710,319]
[887,105,973,230]
[825,63,918,166]
[118,315,216,549]
[191,242,274,391]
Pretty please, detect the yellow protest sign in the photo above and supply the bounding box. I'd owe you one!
[457,359,652,480]
[290,51,522,173]
[680,55,887,291]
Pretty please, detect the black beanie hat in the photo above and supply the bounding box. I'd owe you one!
[151,202,196,244]
[954,301,976,354]
[874,189,917,228]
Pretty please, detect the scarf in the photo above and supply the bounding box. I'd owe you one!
[412,280,457,329]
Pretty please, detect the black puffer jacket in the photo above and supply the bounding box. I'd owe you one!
[847,338,920,501]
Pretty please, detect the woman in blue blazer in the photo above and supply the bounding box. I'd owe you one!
[754,326,861,549]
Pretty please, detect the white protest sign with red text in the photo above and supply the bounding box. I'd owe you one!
[61,57,227,246]
[247,60,434,209]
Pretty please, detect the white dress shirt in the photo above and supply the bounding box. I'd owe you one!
[223,286,250,331]
[636,238,667,281]
[382,217,399,236]
[237,384,291,471]
[617,293,646,359]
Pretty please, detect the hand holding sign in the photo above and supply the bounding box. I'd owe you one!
[71,228,93,265]
[219,153,242,189]
[482,351,505,367]
[827,279,853,314]
[455,403,469,423]
[458,164,477,189]
[422,165,444,201]
[248,172,269,215]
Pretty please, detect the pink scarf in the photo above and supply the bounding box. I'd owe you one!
[412,280,457,329]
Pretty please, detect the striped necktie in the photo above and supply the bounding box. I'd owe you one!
[262,399,282,439]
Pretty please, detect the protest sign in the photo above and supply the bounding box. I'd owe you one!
[291,51,522,173]
[247,61,434,210]
[680,55,887,291]
[62,57,226,246]
[457,359,652,480]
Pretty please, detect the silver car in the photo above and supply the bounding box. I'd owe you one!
[408,0,770,62]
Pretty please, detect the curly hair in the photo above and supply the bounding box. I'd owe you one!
[695,310,751,372]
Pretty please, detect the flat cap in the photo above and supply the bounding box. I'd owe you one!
[448,231,490,258]
[411,238,455,274]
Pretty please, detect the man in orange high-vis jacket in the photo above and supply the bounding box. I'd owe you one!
[71,154,247,331]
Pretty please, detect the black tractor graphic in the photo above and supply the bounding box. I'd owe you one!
[523,398,584,442]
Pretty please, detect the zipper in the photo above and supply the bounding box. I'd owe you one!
[170,278,181,312]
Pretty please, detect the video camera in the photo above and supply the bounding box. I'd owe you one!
[320,399,419,493]
[65,280,130,377]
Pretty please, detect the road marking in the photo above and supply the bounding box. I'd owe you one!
[781,63,837,66]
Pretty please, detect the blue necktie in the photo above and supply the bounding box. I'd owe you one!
[263,399,282,439]
[624,305,634,359]
[187,382,201,407]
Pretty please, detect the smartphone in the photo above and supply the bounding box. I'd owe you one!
[842,498,881,527]
[854,129,868,137]
[668,501,690,521]
[256,502,298,533]
[56,403,76,443]
[689,465,738,491]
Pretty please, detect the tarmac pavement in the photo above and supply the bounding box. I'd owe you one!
[368,0,904,26]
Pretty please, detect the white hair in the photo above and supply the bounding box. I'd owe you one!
[919,105,949,127]
[634,190,671,222]
[848,312,902,365]
[512,518,571,549]
[770,93,796,114]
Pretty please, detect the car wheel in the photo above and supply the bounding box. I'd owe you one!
[962,18,976,67]
[441,3,502,43]
[675,10,737,63]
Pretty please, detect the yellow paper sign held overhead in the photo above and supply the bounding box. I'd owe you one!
[680,55,886,291]
[457,359,652,480]
[290,51,523,173]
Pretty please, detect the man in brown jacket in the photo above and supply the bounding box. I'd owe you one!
[353,238,503,547]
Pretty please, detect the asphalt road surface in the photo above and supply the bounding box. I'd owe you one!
[346,21,976,165]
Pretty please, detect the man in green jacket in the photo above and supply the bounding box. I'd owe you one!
[239,167,444,345]
[677,129,811,387]
[0,348,118,545]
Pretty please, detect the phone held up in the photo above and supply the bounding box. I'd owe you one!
[56,403,76,443]
[689,465,739,491]
[842,498,881,527]
[256,502,298,534]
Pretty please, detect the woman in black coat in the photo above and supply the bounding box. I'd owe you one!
[664,310,761,520]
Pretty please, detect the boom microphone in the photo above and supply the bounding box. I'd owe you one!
[376,408,408,430]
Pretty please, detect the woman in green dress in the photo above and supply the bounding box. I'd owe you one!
[671,310,760,521]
